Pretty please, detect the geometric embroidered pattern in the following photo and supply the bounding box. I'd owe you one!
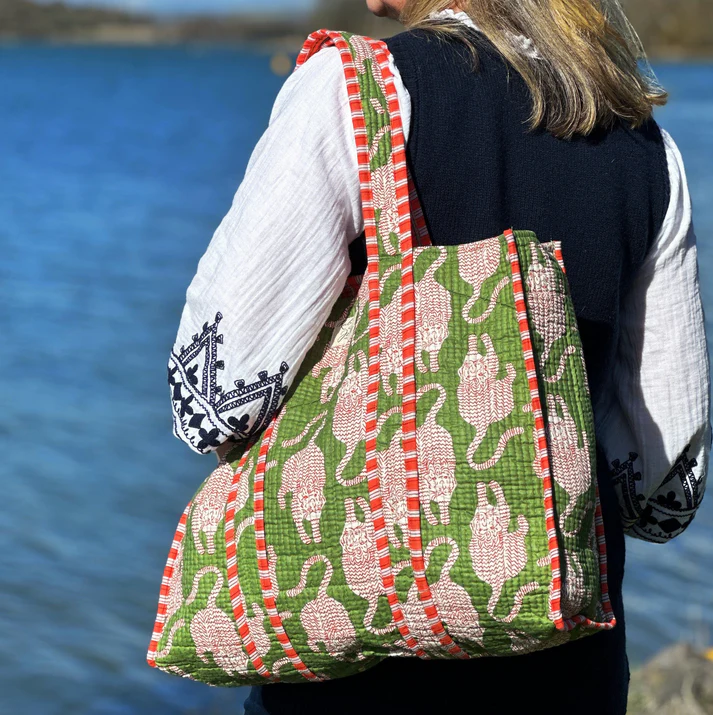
[610,451,644,529]
[169,312,289,453]
[631,446,705,543]
[611,445,706,543]
[148,31,615,687]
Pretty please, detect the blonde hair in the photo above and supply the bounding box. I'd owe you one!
[400,1,668,139]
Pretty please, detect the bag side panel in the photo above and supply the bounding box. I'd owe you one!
[412,238,557,657]
[522,234,614,632]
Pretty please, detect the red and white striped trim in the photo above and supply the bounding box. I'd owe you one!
[591,485,617,627]
[253,422,320,681]
[224,449,272,679]
[300,31,426,656]
[147,503,190,667]
[507,229,616,632]
[505,229,565,631]
[296,29,333,68]
[374,39,468,659]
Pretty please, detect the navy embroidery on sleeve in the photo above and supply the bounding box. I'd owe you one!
[169,313,289,454]
[632,445,704,543]
[610,452,644,529]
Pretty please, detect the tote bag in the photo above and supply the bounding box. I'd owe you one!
[147,31,615,686]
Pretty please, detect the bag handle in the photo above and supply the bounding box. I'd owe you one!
[297,31,467,659]
[298,32,417,262]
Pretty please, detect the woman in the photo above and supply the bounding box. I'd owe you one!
[169,2,710,713]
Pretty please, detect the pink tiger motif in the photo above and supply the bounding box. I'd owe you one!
[286,555,362,661]
[333,350,369,486]
[372,164,401,245]
[458,334,523,470]
[417,384,457,526]
[340,496,408,636]
[311,313,358,403]
[458,240,509,325]
[470,481,540,623]
[375,407,410,549]
[379,267,403,396]
[191,457,252,555]
[187,517,267,676]
[415,248,451,373]
[277,413,329,545]
[350,35,385,93]
[311,285,368,404]
[403,537,482,647]
[546,393,592,537]
[526,243,566,363]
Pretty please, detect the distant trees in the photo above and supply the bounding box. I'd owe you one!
[0,0,710,56]
[623,0,713,57]
[0,0,148,37]
[310,0,713,57]
[310,0,400,36]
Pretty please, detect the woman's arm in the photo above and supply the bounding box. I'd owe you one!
[168,48,362,455]
[597,128,711,542]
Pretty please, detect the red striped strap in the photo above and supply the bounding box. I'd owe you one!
[370,39,468,658]
[299,30,427,658]
[299,30,466,656]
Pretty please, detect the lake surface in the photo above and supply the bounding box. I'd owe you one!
[0,45,711,714]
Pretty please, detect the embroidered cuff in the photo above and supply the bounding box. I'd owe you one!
[168,313,290,454]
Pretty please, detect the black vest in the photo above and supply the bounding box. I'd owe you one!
[350,29,670,410]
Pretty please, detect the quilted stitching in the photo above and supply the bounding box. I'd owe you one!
[147,31,615,687]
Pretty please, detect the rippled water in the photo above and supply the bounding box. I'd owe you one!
[0,45,711,714]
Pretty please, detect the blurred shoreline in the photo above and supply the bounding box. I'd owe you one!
[1,0,712,59]
[0,1,316,50]
[629,643,713,714]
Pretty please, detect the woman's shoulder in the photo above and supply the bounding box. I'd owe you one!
[385,26,483,60]
[652,125,692,248]
[266,44,352,132]
[283,44,345,97]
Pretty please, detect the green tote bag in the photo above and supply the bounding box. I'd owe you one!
[147,31,615,687]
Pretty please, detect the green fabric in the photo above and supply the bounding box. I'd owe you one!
[151,32,607,687]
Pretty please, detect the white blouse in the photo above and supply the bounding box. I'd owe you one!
[167,21,710,542]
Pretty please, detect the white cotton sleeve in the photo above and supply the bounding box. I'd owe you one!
[597,128,711,542]
[168,48,362,454]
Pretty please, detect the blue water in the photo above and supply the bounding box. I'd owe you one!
[0,45,711,714]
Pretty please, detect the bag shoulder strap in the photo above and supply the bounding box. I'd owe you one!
[296,31,468,659]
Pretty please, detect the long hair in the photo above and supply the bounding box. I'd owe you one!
[400,1,667,139]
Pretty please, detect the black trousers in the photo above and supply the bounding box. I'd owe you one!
[254,458,628,715]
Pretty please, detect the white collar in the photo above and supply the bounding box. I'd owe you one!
[429,9,480,31]
[428,9,540,59]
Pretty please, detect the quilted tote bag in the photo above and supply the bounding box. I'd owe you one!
[147,31,615,686]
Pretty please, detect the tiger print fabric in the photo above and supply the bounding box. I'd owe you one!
[147,31,614,687]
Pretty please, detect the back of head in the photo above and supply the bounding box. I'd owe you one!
[400,0,667,139]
